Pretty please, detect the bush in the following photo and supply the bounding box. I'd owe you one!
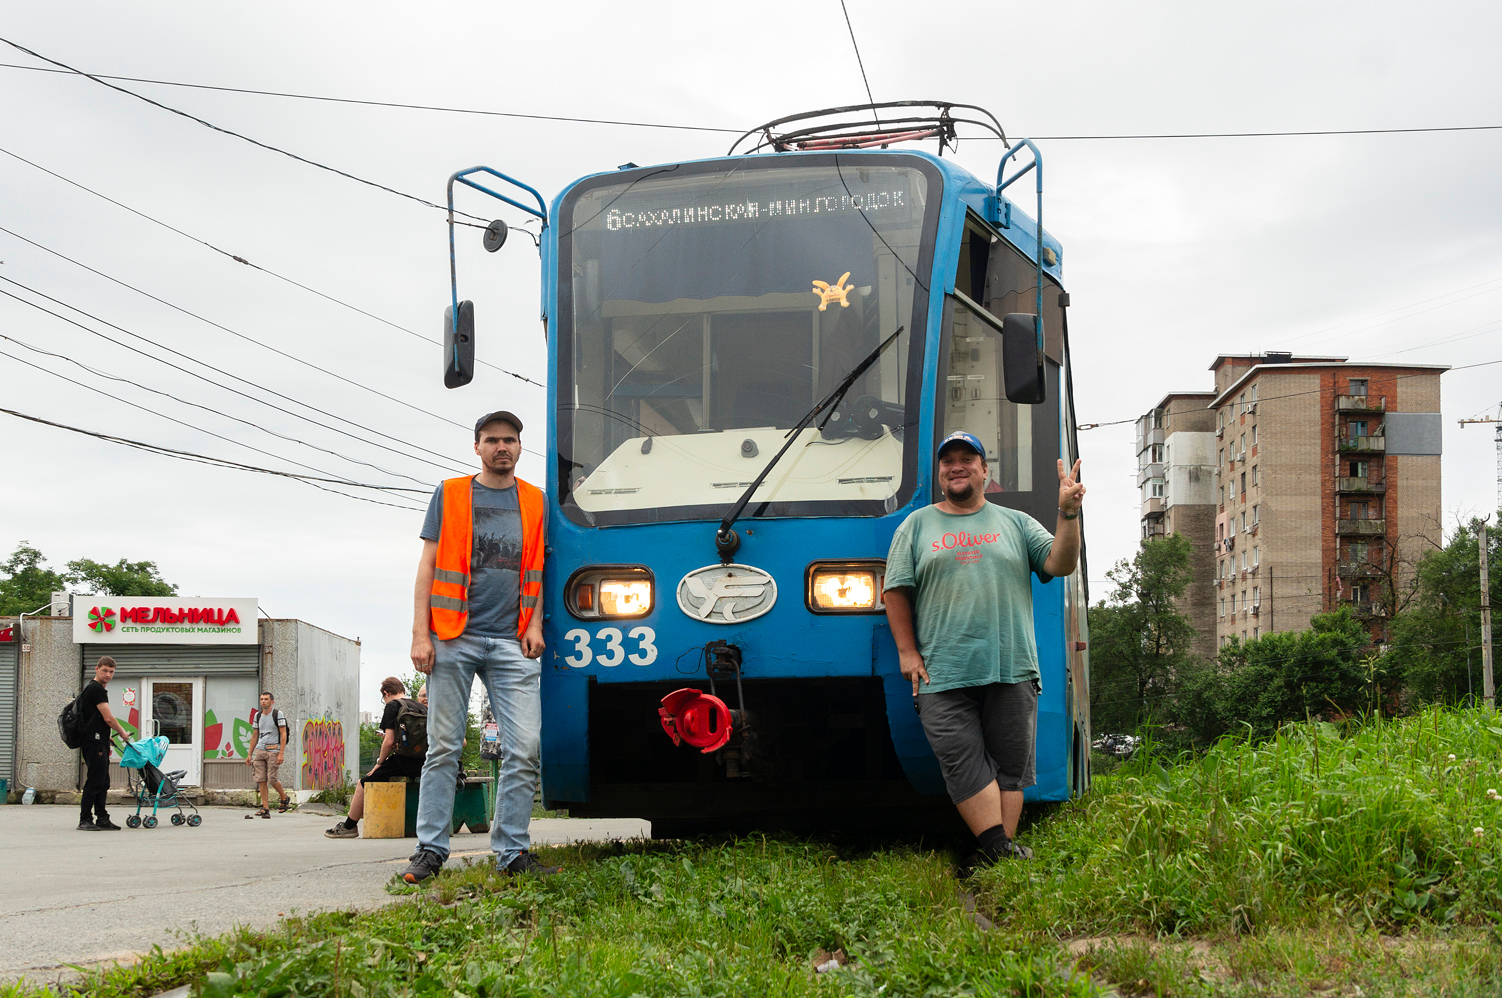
[307,769,355,810]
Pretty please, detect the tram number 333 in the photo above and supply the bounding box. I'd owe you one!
[562,626,658,668]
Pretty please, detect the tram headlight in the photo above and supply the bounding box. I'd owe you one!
[566,566,654,620]
[805,561,886,614]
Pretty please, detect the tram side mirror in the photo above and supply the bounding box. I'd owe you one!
[443,300,475,389]
[1001,313,1046,405]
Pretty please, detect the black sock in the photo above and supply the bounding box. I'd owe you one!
[343,817,358,829]
[976,824,1011,853]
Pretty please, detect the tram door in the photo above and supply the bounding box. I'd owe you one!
[141,678,203,786]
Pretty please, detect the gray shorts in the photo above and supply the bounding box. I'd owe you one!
[916,680,1038,803]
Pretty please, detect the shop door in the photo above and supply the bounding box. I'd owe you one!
[142,678,203,786]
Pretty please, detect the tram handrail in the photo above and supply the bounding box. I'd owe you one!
[995,139,1046,359]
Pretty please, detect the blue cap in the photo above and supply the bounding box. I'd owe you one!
[937,431,987,460]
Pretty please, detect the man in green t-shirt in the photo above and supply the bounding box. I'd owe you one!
[884,430,1084,877]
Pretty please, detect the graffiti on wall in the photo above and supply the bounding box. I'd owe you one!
[302,713,346,790]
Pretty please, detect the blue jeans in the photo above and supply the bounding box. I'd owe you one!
[415,631,540,866]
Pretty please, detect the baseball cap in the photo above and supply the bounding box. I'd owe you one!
[474,410,524,440]
[937,430,987,460]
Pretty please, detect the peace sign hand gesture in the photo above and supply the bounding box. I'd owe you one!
[1057,458,1085,517]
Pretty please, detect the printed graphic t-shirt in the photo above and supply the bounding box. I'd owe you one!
[420,478,522,639]
[884,503,1055,692]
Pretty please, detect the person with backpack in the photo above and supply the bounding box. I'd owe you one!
[75,656,133,831]
[245,691,291,818]
[325,676,424,838]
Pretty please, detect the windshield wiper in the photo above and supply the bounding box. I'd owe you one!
[713,326,905,563]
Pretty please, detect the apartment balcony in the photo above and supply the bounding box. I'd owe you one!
[1338,434,1386,453]
[1136,462,1164,487]
[1336,476,1387,493]
[1337,395,1386,413]
[1352,600,1388,619]
[1142,497,1165,516]
[1337,560,1387,578]
[1138,425,1165,450]
[1216,535,1236,553]
[1336,518,1387,536]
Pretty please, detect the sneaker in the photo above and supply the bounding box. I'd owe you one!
[95,819,123,831]
[324,822,359,839]
[504,851,560,876]
[402,849,444,884]
[77,821,102,831]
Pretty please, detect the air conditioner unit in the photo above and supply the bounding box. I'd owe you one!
[1251,604,1261,616]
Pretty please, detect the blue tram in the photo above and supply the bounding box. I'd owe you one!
[445,103,1091,834]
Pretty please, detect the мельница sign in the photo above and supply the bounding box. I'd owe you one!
[71,598,259,645]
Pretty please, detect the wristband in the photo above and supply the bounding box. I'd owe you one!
[1059,508,1080,520]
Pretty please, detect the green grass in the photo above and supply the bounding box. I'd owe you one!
[9,706,1502,997]
[975,706,1502,938]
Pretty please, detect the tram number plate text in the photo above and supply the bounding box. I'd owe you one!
[562,626,658,668]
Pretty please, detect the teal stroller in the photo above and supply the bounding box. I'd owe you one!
[121,735,201,828]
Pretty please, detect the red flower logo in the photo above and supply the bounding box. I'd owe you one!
[88,607,115,633]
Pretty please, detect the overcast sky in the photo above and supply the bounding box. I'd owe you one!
[3,1,1500,713]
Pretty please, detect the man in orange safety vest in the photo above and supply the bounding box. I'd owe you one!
[400,410,555,883]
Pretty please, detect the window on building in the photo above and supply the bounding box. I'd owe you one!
[1218,486,1224,506]
[1251,465,1259,485]
[1252,586,1260,605]
[1150,444,1164,463]
[1239,433,1246,455]
[1239,512,1246,532]
[1151,481,1165,498]
[1250,384,1259,403]
[1238,392,1246,415]
[1353,584,1368,604]
[1240,472,1247,496]
[1253,547,1260,567]
[1165,444,1171,465]
[1218,447,1224,467]
[1240,551,1247,571]
[1350,500,1369,520]
[1349,378,1369,397]
[1350,419,1369,438]
[1253,627,1259,639]
[1219,599,1225,618]
[1251,424,1258,445]
[1350,460,1367,478]
[1251,504,1260,525]
[1230,592,1237,614]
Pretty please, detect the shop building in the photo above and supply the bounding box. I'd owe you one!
[0,597,359,798]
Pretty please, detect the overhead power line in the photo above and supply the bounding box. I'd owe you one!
[0,38,488,223]
[0,224,487,446]
[0,274,472,474]
[0,144,545,389]
[0,404,426,510]
[837,0,879,118]
[0,345,424,504]
[2,56,1499,142]
[0,320,431,486]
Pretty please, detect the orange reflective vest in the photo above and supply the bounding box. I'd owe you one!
[429,475,545,640]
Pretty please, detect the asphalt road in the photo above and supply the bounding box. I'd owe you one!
[0,804,649,988]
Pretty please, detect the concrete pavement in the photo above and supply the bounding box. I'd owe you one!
[0,804,649,988]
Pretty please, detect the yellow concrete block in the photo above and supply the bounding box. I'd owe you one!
[363,781,407,839]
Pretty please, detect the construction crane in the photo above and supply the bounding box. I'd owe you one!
[1459,411,1502,513]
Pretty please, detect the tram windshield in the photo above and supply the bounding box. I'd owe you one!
[557,159,938,525]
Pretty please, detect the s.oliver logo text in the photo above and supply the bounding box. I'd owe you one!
[112,606,242,626]
[931,532,1002,551]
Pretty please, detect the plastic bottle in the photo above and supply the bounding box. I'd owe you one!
[21,787,35,805]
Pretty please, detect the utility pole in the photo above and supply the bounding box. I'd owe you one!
[1482,516,1494,710]
[1457,415,1502,513]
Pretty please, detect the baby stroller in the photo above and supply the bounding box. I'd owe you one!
[120,736,202,829]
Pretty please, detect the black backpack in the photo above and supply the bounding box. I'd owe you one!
[392,698,428,757]
[58,693,88,749]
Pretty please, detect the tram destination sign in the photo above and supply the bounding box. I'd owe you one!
[72,597,259,645]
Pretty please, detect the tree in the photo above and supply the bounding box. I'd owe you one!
[1088,533,1198,732]
[66,557,178,597]
[1384,513,1501,703]
[1171,607,1377,741]
[0,542,69,615]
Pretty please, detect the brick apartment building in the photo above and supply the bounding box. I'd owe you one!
[1137,352,1446,653]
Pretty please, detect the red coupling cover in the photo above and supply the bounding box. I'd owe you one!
[658,688,733,754]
